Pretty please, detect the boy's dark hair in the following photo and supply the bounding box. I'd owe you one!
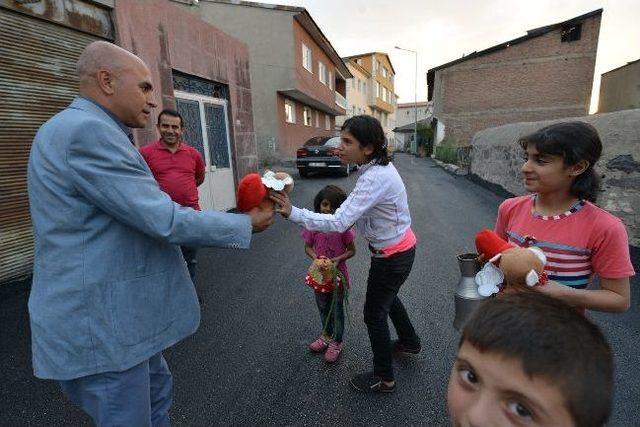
[341,115,389,166]
[518,121,602,202]
[461,293,613,427]
[313,185,347,213]
[157,108,184,128]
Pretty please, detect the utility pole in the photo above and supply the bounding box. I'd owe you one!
[395,46,418,154]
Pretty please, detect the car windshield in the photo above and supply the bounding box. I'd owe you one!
[304,137,329,147]
[324,137,340,148]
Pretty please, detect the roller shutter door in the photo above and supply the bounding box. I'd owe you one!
[0,8,101,283]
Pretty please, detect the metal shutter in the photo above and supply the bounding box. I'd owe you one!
[0,8,100,284]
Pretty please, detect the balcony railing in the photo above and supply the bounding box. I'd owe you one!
[335,91,347,109]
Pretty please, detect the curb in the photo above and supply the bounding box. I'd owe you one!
[431,158,468,176]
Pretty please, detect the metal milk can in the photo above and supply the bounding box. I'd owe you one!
[453,253,486,330]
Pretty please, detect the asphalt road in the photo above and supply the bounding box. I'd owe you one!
[1,153,638,426]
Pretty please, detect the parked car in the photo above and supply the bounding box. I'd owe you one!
[296,136,356,178]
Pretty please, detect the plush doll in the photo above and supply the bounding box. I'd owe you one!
[474,229,548,297]
[236,170,294,212]
[305,257,345,294]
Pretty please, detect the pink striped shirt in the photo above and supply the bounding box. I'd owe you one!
[495,195,634,290]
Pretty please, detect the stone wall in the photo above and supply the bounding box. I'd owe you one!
[469,109,640,245]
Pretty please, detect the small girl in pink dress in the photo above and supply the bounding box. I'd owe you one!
[302,185,356,363]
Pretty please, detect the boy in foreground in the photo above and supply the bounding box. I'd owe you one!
[448,292,613,427]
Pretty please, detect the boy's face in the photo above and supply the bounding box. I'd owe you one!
[448,341,574,427]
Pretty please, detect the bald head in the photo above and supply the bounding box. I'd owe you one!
[76,41,156,128]
[77,41,144,86]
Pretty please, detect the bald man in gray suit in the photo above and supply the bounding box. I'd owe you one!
[27,41,273,426]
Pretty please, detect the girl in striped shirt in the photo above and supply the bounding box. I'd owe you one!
[495,121,634,313]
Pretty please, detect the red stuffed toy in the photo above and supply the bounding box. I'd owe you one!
[474,229,548,296]
[475,229,514,263]
[236,170,294,212]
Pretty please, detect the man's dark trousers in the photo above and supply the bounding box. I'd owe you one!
[180,246,198,284]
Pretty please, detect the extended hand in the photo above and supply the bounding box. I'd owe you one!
[319,256,336,265]
[533,279,566,298]
[269,190,292,218]
[248,206,274,233]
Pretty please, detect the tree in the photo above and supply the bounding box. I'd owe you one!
[417,123,434,157]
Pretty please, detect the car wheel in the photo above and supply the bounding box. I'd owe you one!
[298,168,308,178]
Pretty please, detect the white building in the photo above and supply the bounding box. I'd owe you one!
[396,101,433,127]
[393,102,433,153]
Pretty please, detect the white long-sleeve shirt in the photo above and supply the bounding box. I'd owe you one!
[289,161,412,249]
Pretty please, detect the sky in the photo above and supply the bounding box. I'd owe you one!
[259,0,639,113]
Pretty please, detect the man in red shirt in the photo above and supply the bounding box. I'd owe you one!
[140,109,205,289]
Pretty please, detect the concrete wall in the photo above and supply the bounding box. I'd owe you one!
[432,13,601,146]
[598,60,640,113]
[115,0,258,180]
[469,109,640,245]
[436,120,446,144]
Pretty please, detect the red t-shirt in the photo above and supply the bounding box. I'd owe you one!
[139,140,205,210]
[495,195,635,290]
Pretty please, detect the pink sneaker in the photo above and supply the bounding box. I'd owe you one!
[324,341,343,363]
[309,336,329,353]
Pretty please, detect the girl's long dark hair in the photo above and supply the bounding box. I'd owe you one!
[313,185,347,213]
[341,115,389,166]
[519,121,602,202]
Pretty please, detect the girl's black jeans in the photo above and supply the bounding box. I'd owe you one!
[364,246,419,381]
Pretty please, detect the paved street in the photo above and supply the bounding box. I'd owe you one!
[1,153,638,425]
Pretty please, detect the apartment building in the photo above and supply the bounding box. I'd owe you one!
[181,0,351,162]
[338,53,397,139]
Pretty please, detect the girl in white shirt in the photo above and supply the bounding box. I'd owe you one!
[271,115,420,393]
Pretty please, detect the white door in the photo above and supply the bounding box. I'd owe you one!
[175,91,236,211]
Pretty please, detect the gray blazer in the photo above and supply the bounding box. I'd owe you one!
[27,98,251,380]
